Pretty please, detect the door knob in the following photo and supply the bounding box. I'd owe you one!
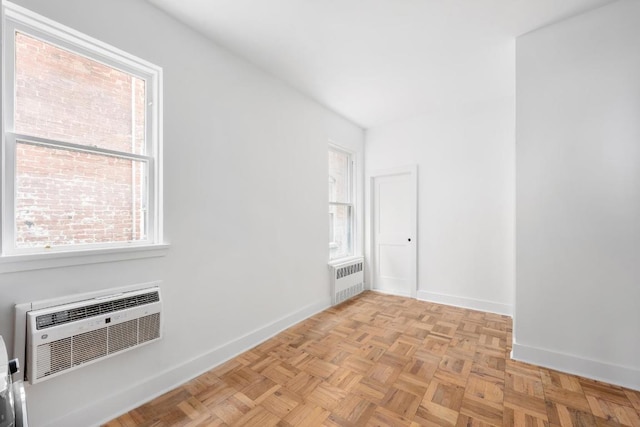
[408,238,411,242]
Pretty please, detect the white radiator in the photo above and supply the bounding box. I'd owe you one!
[329,257,364,305]
[23,286,162,384]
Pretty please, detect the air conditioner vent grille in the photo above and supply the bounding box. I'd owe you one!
[108,319,138,353]
[139,313,161,343]
[73,329,108,366]
[35,291,160,330]
[34,313,161,380]
[36,337,72,377]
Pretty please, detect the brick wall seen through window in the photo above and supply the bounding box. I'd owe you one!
[14,33,147,248]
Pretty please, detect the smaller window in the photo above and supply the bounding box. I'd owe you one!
[328,146,354,260]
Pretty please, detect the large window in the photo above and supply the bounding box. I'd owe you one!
[328,146,354,260]
[1,3,162,256]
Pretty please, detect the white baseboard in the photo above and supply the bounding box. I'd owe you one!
[370,288,413,298]
[417,290,513,316]
[511,343,640,391]
[47,297,332,427]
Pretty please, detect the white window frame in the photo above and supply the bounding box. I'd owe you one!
[0,1,166,271]
[328,144,355,261]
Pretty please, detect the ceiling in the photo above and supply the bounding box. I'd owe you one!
[148,0,616,128]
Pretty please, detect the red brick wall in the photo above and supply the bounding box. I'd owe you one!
[14,32,147,249]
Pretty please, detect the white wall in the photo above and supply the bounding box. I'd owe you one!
[365,93,515,315]
[515,0,640,390]
[0,1,363,425]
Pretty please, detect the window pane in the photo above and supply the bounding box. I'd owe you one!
[14,32,146,154]
[328,149,350,203]
[329,204,352,260]
[15,141,147,248]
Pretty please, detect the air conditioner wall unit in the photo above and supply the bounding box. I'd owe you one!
[24,286,162,384]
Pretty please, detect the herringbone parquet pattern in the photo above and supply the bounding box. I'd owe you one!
[104,292,640,427]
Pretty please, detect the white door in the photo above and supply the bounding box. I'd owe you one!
[370,166,417,297]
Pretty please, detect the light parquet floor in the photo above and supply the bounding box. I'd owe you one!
[105,292,640,427]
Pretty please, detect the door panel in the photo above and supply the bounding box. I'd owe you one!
[371,168,416,297]
[379,244,408,278]
[378,179,410,235]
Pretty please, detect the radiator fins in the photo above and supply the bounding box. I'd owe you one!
[335,283,364,305]
[335,262,363,279]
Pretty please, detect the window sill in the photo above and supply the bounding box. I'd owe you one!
[328,255,364,268]
[0,243,170,273]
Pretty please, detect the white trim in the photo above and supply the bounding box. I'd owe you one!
[417,290,513,316]
[2,1,159,74]
[371,288,413,298]
[512,342,640,391]
[12,133,153,162]
[45,297,332,427]
[0,243,169,273]
[154,67,164,245]
[328,255,364,268]
[368,165,419,179]
[367,164,418,298]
